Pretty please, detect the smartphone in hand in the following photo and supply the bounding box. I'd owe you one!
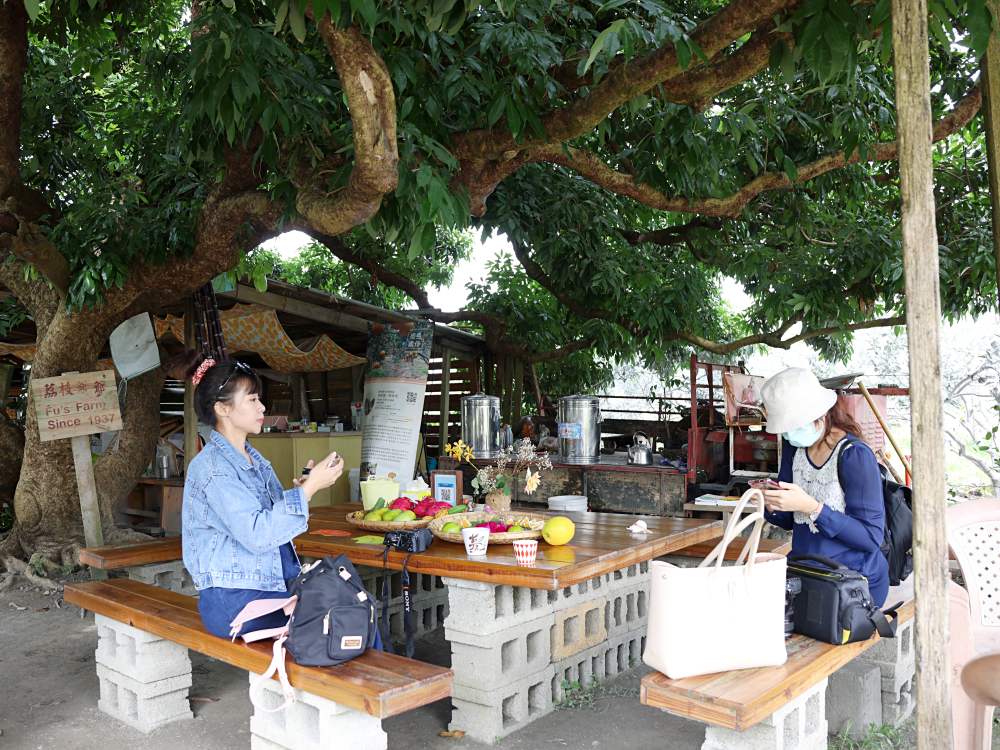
[748,478,781,490]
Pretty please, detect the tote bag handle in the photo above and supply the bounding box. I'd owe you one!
[698,488,766,570]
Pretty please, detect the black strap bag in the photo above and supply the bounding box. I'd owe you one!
[787,554,900,645]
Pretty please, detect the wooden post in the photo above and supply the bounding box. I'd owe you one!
[64,370,107,581]
[319,372,329,421]
[891,2,952,746]
[858,382,913,477]
[981,0,1000,309]
[470,356,481,394]
[512,359,524,425]
[530,362,545,415]
[183,300,198,471]
[439,347,452,452]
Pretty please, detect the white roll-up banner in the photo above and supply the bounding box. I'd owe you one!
[360,319,433,482]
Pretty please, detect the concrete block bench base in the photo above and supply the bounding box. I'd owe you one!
[94,614,194,733]
[249,675,387,750]
[701,678,828,750]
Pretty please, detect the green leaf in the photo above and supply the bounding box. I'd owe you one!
[782,155,798,182]
[23,0,40,21]
[583,19,626,74]
[253,270,268,293]
[675,37,691,70]
[487,95,506,126]
[350,0,377,30]
[289,1,307,43]
[274,1,289,33]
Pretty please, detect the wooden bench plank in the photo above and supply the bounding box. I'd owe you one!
[667,537,792,561]
[639,600,915,731]
[64,579,452,719]
[79,538,182,569]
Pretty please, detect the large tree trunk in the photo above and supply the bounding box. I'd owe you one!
[0,302,158,564]
[0,414,24,505]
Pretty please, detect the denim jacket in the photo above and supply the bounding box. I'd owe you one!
[182,431,306,592]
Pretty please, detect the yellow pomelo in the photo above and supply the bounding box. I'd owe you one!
[542,516,575,546]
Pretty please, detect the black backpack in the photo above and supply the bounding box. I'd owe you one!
[876,465,913,585]
[285,554,379,666]
[232,554,380,712]
[835,437,913,586]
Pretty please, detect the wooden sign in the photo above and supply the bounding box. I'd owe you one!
[31,370,122,442]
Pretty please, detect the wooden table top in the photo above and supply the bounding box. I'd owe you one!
[299,504,722,590]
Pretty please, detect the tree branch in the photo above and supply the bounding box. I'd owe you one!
[0,1,28,197]
[294,24,397,236]
[530,86,980,218]
[620,218,723,247]
[1,201,70,295]
[657,26,791,110]
[305,229,434,308]
[452,0,798,162]
[553,23,789,112]
[510,239,642,336]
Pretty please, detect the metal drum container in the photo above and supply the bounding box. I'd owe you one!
[461,394,501,459]
[557,395,602,465]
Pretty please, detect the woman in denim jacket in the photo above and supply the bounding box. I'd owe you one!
[181,357,343,638]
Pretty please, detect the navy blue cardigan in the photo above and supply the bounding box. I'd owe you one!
[765,436,889,606]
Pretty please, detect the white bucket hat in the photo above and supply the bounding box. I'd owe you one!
[760,367,838,435]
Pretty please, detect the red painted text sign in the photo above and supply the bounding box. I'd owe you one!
[31,370,122,442]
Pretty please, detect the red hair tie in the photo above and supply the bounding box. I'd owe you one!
[191,358,217,387]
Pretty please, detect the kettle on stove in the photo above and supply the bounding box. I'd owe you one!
[627,431,654,465]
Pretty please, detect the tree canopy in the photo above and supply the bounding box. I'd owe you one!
[0,0,996,559]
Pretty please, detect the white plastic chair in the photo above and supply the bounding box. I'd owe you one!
[946,499,1000,749]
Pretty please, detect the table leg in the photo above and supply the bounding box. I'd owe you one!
[443,562,651,743]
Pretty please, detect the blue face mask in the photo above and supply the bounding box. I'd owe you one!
[783,422,823,448]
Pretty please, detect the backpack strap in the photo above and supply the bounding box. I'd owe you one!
[248,634,295,713]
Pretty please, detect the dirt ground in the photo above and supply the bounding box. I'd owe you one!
[0,575,990,750]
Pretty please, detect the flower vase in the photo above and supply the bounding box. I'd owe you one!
[486,490,511,512]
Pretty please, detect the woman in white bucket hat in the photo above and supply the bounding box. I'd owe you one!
[759,368,889,606]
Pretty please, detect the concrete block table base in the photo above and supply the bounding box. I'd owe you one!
[444,562,651,744]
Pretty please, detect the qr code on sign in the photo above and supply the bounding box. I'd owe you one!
[406,392,417,403]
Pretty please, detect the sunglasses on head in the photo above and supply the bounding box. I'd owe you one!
[218,360,253,392]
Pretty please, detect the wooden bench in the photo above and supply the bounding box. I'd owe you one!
[666,535,791,562]
[79,538,194,594]
[65,578,452,749]
[79,538,182,569]
[640,601,915,750]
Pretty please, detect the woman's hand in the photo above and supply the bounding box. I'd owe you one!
[762,482,822,515]
[293,460,315,488]
[300,452,345,500]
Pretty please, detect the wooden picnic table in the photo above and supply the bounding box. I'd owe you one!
[79,503,721,744]
[303,504,721,742]
[302,504,722,590]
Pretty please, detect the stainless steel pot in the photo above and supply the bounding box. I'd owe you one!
[461,394,501,459]
[557,395,601,465]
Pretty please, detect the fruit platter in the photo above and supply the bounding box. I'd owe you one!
[428,511,548,544]
[346,496,470,532]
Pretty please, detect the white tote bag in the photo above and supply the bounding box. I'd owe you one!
[642,489,788,679]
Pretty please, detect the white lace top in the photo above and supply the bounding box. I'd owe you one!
[792,438,851,533]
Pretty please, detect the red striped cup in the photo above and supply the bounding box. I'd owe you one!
[512,539,539,566]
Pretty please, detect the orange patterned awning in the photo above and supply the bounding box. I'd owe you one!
[155,304,365,373]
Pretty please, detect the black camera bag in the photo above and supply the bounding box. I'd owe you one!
[379,528,434,656]
[788,554,900,645]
